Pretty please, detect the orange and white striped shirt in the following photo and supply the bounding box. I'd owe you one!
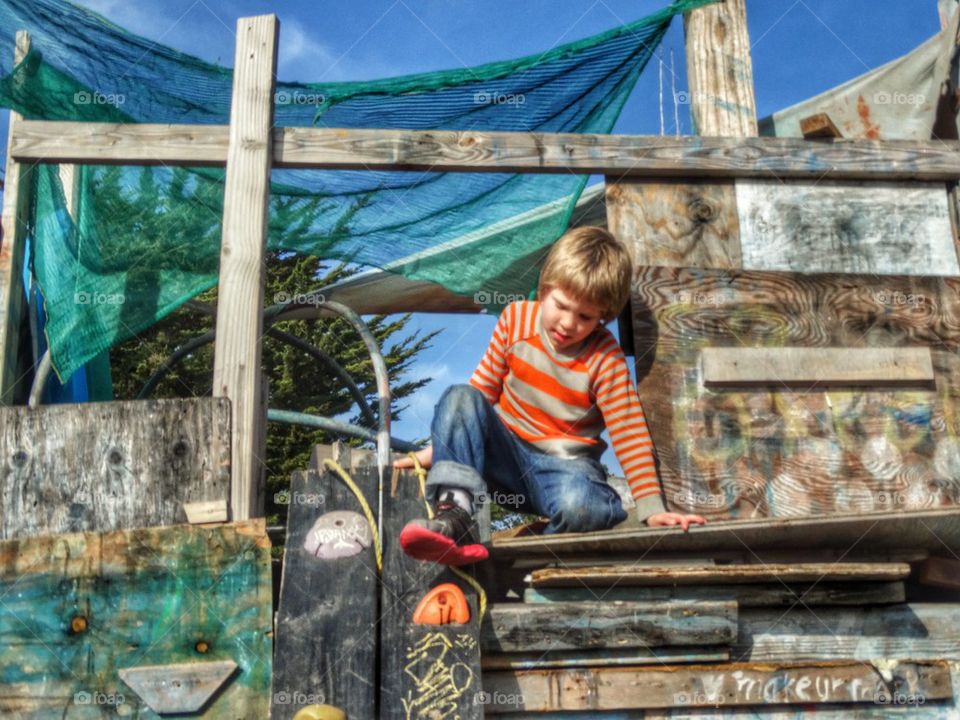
[469,300,665,519]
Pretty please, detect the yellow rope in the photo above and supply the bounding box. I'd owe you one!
[408,452,487,620]
[323,458,383,573]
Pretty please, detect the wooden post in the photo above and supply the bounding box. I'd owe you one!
[212,15,278,521]
[0,31,32,404]
[683,0,758,137]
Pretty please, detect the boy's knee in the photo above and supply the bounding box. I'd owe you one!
[551,487,623,533]
[437,384,486,415]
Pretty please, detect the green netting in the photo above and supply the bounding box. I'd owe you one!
[0,0,715,381]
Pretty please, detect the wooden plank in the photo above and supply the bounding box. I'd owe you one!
[605,179,741,268]
[0,398,231,539]
[529,563,911,588]
[736,603,960,662]
[480,601,737,653]
[917,556,960,590]
[0,32,32,405]
[271,468,377,719]
[481,647,730,670]
[801,113,843,139]
[212,15,278,522]
[482,661,952,713]
[183,499,229,524]
[524,581,907,607]
[491,509,960,558]
[0,519,272,717]
[630,267,960,520]
[683,0,758,138]
[10,121,960,180]
[379,469,483,719]
[736,180,958,275]
[702,347,935,387]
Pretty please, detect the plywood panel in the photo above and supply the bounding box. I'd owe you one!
[631,267,960,520]
[737,180,958,275]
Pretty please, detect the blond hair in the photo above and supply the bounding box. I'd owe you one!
[537,226,632,320]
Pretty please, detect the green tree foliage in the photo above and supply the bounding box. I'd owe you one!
[106,168,438,532]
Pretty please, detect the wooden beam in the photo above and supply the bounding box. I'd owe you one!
[0,32,32,404]
[684,0,758,137]
[523,581,907,607]
[480,601,737,653]
[481,647,730,670]
[482,661,952,713]
[212,15,278,521]
[490,508,960,558]
[801,112,844,139]
[917,556,960,590]
[701,347,935,388]
[10,121,960,181]
[529,562,911,588]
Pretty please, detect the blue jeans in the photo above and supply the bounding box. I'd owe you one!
[425,384,627,534]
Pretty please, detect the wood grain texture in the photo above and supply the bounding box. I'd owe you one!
[0,519,272,718]
[480,601,737,653]
[631,267,960,520]
[481,647,730,670]
[701,347,935,387]
[482,661,951,713]
[523,581,907,607]
[736,180,958,275]
[683,0,758,138]
[380,470,483,719]
[491,508,960,557]
[529,562,911,588]
[0,32,32,405]
[10,121,960,180]
[271,468,378,719]
[212,15,278,522]
[0,397,231,539]
[605,179,741,268]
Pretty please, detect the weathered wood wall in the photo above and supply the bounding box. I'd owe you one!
[0,519,272,717]
[630,267,960,519]
[0,397,231,539]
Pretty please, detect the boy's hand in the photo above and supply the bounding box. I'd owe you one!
[645,512,707,531]
[393,445,433,470]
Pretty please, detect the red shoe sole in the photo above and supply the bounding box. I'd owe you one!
[399,524,489,566]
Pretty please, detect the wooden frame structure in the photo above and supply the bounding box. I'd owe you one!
[2,11,960,526]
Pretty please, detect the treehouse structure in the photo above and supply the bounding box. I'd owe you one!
[0,0,959,718]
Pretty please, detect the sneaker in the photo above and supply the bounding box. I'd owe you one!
[400,500,489,566]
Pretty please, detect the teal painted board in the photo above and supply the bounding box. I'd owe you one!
[0,520,272,718]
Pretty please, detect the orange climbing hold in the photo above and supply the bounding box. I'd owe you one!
[412,582,471,625]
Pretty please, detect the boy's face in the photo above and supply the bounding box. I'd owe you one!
[540,286,604,351]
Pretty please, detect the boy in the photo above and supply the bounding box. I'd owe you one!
[395,226,706,565]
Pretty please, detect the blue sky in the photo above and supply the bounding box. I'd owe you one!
[5,0,943,470]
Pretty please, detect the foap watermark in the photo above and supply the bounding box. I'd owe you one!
[274,490,325,507]
[873,91,925,107]
[476,490,526,507]
[74,691,125,707]
[73,90,125,107]
[473,90,526,107]
[74,291,125,306]
[674,691,727,706]
[875,691,926,706]
[275,90,325,106]
[675,290,725,306]
[673,89,713,106]
[273,690,326,706]
[671,490,727,509]
[873,290,927,308]
[274,291,326,307]
[474,690,524,707]
[474,290,526,305]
